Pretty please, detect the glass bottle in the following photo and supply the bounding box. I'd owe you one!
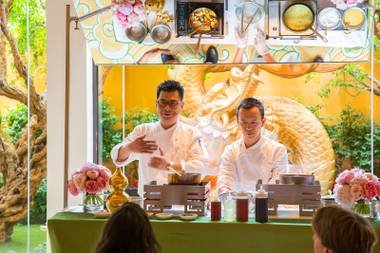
[255,186,268,223]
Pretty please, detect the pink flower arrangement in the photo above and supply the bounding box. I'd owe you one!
[68,163,112,196]
[113,0,146,29]
[334,168,380,208]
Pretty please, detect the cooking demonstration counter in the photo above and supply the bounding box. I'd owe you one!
[48,210,380,253]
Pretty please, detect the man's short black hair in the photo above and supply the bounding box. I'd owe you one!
[236,97,265,119]
[156,80,184,101]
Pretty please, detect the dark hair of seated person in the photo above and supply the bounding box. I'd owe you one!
[95,202,160,253]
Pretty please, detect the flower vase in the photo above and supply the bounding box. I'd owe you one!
[83,193,104,212]
[352,199,370,217]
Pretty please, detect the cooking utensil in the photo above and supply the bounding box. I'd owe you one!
[317,7,342,30]
[283,3,328,42]
[235,1,264,31]
[125,22,148,42]
[189,7,218,51]
[168,172,201,185]
[150,23,172,44]
[343,7,365,30]
[240,4,245,32]
[279,174,315,185]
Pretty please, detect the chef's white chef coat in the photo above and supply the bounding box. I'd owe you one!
[218,135,289,194]
[111,121,206,196]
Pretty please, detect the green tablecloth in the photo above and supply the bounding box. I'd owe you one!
[48,212,380,253]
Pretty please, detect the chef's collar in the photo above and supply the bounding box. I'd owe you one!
[158,120,179,132]
[240,135,264,152]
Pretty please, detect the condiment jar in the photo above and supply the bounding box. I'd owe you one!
[235,191,250,222]
[255,186,268,223]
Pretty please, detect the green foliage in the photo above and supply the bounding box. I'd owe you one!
[124,108,158,134]
[20,178,47,224]
[100,99,158,162]
[8,0,46,61]
[101,99,122,161]
[0,173,3,188]
[305,64,376,100]
[320,106,380,174]
[2,104,28,144]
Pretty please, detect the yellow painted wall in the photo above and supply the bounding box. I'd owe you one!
[102,63,380,123]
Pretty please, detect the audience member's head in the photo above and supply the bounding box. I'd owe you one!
[312,205,377,253]
[95,202,160,253]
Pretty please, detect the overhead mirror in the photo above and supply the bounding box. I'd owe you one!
[73,0,375,65]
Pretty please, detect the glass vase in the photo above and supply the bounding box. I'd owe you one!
[83,193,104,212]
[352,199,370,217]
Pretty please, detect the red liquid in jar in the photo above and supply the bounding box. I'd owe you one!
[211,201,221,221]
[236,198,249,222]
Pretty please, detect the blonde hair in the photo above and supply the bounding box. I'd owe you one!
[312,205,377,253]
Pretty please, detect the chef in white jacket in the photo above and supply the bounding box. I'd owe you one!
[111,80,206,196]
[218,97,289,195]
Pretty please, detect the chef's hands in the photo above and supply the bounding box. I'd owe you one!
[127,135,158,154]
[148,147,169,170]
[254,29,269,55]
[234,26,249,49]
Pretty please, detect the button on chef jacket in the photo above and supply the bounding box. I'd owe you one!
[111,121,207,196]
[218,135,289,194]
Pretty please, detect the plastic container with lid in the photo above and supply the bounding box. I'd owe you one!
[255,186,268,223]
[223,193,236,222]
[235,191,250,222]
[210,191,221,221]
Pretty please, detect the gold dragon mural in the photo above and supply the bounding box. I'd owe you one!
[168,64,345,194]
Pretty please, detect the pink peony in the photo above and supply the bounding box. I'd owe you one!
[86,170,99,180]
[365,173,378,182]
[80,163,99,173]
[376,181,380,196]
[96,177,108,190]
[99,167,112,180]
[334,184,355,208]
[118,3,133,16]
[335,170,355,185]
[72,172,86,192]
[133,4,146,15]
[68,180,79,196]
[363,181,378,200]
[350,183,363,201]
[85,180,99,194]
[127,0,136,4]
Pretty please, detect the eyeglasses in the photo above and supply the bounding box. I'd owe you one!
[156,99,180,107]
[238,121,262,128]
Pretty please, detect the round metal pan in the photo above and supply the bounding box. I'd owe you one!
[151,23,172,44]
[318,7,342,30]
[188,7,219,50]
[342,7,365,30]
[283,3,328,42]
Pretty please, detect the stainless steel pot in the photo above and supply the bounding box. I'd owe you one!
[150,24,172,44]
[318,7,342,30]
[126,22,148,42]
[342,7,365,30]
[280,174,315,185]
[168,173,201,185]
